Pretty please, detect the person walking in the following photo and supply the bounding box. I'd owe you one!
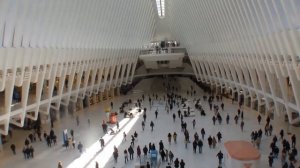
[100,137,105,148]
[142,121,145,131]
[280,129,284,140]
[155,110,158,119]
[212,116,216,125]
[291,134,296,148]
[193,139,197,153]
[143,113,147,122]
[212,137,217,148]
[208,136,212,148]
[180,159,185,168]
[201,128,205,140]
[57,161,63,168]
[116,121,119,130]
[124,149,128,163]
[128,145,134,160]
[113,146,118,163]
[216,151,223,166]
[173,113,176,122]
[169,150,174,163]
[168,133,172,144]
[268,152,274,167]
[192,119,196,129]
[143,145,148,156]
[150,121,154,132]
[174,158,180,168]
[197,139,203,153]
[217,132,222,143]
[240,120,244,132]
[10,144,16,155]
[77,142,83,153]
[123,132,127,141]
[226,114,230,124]
[257,114,262,124]
[76,116,79,126]
[137,145,141,159]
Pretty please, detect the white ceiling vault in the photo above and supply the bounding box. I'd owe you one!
[0,0,157,49]
[0,0,300,133]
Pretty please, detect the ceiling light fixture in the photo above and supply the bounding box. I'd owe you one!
[156,0,165,18]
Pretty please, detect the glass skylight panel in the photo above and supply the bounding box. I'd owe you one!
[156,0,165,18]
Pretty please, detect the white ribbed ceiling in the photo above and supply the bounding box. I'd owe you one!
[1,0,300,55]
[0,0,157,49]
[163,0,300,56]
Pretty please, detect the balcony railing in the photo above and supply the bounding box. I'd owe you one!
[140,47,186,55]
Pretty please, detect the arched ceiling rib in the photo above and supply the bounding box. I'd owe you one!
[163,0,300,56]
[0,0,157,49]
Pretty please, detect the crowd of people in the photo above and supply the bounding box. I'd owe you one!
[3,77,299,168]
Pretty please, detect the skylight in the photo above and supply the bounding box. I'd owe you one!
[156,0,165,18]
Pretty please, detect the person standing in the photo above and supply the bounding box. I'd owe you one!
[95,161,99,168]
[155,110,158,119]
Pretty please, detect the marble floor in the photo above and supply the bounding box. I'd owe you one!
[0,77,299,168]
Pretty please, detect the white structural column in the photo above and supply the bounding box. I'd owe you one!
[165,0,300,124]
[0,0,157,135]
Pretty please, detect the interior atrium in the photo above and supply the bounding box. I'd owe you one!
[0,0,300,168]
